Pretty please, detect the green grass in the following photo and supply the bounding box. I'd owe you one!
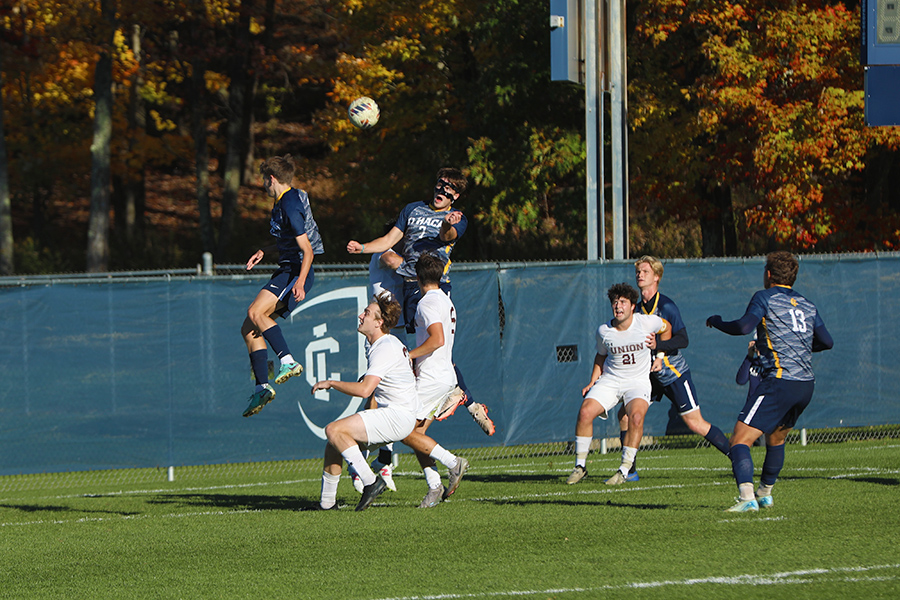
[1,440,898,599]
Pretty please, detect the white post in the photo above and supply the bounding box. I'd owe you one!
[585,0,602,260]
[801,428,808,446]
[600,437,608,455]
[167,466,175,482]
[608,0,628,259]
[202,252,214,276]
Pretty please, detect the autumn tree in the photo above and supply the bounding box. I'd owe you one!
[628,0,900,256]
[0,30,10,275]
[307,0,586,260]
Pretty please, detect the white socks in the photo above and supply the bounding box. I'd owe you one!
[341,445,376,486]
[429,444,458,469]
[320,471,340,509]
[575,436,592,468]
[618,446,637,475]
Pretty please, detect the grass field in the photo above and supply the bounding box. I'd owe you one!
[1,440,898,599]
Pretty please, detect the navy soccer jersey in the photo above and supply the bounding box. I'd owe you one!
[394,201,467,282]
[746,285,824,382]
[269,188,324,264]
[639,292,690,387]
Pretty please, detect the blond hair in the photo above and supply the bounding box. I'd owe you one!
[634,255,664,280]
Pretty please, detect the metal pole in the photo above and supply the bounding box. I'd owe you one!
[585,0,600,261]
[608,0,628,259]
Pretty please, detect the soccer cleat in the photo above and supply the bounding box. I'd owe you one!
[434,387,467,421]
[355,476,388,512]
[467,402,495,436]
[379,465,397,492]
[443,457,469,499]
[350,471,364,494]
[274,361,303,385]
[419,485,445,508]
[242,384,275,417]
[566,465,587,485]
[725,498,760,512]
[756,494,774,508]
[625,471,640,482]
[605,471,627,485]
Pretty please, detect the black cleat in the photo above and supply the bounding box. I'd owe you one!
[355,476,388,511]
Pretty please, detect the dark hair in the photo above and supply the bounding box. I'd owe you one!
[416,253,444,286]
[607,282,639,306]
[436,167,467,196]
[374,291,402,333]
[259,155,296,185]
[766,251,799,286]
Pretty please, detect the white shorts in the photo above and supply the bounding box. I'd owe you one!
[359,405,417,446]
[416,380,457,421]
[585,375,651,417]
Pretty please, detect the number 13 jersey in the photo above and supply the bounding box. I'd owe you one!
[746,286,823,382]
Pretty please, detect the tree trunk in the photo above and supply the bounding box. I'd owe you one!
[86,0,116,272]
[117,24,146,244]
[216,6,254,262]
[699,183,736,257]
[0,42,12,276]
[188,0,215,254]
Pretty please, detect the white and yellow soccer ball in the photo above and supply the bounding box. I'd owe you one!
[348,96,380,129]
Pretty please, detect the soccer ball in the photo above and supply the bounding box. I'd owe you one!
[348,96,380,129]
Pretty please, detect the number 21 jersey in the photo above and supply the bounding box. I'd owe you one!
[596,313,666,380]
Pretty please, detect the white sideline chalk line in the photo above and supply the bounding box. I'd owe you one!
[365,564,900,600]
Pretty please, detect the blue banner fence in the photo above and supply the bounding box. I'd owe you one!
[1,254,897,476]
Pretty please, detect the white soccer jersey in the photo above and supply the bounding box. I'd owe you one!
[413,289,458,387]
[365,334,420,414]
[596,313,666,380]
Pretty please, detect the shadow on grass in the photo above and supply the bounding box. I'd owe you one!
[850,476,900,486]
[147,493,309,512]
[482,497,673,509]
[461,473,566,485]
[0,502,141,517]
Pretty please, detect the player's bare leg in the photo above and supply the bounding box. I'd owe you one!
[606,399,648,485]
[568,398,607,484]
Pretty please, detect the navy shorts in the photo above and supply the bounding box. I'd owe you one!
[402,279,451,333]
[651,371,700,415]
[738,378,814,434]
[263,263,315,318]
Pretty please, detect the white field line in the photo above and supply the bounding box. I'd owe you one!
[365,564,900,600]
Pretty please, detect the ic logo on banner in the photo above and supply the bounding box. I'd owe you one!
[288,286,369,440]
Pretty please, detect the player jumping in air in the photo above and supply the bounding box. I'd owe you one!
[241,155,324,418]
[347,168,495,436]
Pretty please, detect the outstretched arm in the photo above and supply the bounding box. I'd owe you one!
[313,374,380,399]
[707,311,760,336]
[348,226,404,255]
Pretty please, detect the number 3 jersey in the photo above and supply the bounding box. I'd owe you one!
[596,313,667,380]
[394,201,467,282]
[745,286,824,382]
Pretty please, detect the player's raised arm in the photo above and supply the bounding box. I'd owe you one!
[348,227,404,255]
